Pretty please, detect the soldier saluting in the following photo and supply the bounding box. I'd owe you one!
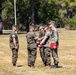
[9,25,19,66]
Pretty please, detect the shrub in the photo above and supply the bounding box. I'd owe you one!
[65,15,76,30]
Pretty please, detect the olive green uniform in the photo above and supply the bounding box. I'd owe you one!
[38,30,45,65]
[43,30,52,66]
[50,28,59,65]
[9,32,19,66]
[26,31,37,67]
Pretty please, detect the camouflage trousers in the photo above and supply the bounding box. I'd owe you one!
[43,47,51,66]
[39,47,45,66]
[27,48,37,67]
[12,48,18,65]
[51,48,59,65]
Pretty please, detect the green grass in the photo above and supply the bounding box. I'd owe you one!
[0,28,76,75]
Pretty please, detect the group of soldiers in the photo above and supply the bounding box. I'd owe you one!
[9,21,59,68]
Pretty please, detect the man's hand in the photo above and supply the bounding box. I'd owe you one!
[15,46,17,49]
[38,44,42,48]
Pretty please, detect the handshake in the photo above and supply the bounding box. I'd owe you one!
[36,38,43,48]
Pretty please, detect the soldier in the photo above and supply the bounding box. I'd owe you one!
[39,26,51,66]
[9,25,19,66]
[49,21,59,68]
[26,25,37,67]
[38,26,45,66]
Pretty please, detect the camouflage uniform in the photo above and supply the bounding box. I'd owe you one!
[9,32,19,66]
[43,30,52,66]
[26,31,37,67]
[50,27,59,66]
[38,29,45,66]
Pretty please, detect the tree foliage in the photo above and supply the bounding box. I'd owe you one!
[1,0,76,30]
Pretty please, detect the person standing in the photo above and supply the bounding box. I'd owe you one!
[9,25,19,66]
[38,26,45,66]
[40,26,51,66]
[26,25,37,67]
[49,21,59,68]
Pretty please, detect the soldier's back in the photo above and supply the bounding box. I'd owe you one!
[26,31,37,49]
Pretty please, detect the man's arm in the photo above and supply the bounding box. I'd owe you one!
[12,34,17,48]
[40,30,50,45]
[40,36,47,45]
[54,30,58,43]
[52,29,59,48]
[13,38,17,48]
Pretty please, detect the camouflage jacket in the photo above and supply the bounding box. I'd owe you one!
[51,27,59,45]
[26,31,37,49]
[9,32,19,49]
[43,30,52,47]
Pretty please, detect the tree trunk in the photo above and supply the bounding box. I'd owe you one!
[30,0,35,25]
[26,20,29,32]
[0,2,3,34]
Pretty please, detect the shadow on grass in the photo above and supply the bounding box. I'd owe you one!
[58,66,63,68]
[17,65,24,67]
[51,65,63,68]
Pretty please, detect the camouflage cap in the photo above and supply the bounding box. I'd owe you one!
[49,21,55,25]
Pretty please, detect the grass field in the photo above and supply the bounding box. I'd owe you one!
[0,28,76,75]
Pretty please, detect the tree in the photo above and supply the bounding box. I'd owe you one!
[34,0,60,24]
[2,0,76,29]
[2,0,31,31]
[30,0,35,25]
[0,0,4,34]
[56,0,76,28]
